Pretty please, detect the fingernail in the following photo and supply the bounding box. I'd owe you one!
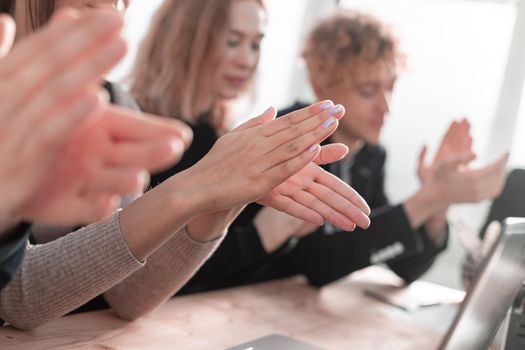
[308,144,319,153]
[169,139,185,156]
[322,117,336,129]
[263,106,274,114]
[320,101,334,111]
[329,104,344,117]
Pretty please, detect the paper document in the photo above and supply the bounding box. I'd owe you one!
[365,280,466,311]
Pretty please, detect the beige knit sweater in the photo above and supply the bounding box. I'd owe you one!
[0,211,223,330]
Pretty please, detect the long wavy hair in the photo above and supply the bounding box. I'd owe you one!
[130,0,265,129]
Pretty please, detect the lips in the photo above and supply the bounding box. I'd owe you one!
[225,76,248,87]
[369,118,384,130]
[86,2,119,10]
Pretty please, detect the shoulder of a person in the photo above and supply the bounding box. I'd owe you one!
[276,101,310,118]
[357,143,387,161]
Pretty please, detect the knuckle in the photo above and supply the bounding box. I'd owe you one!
[279,161,292,176]
[307,197,321,211]
[325,188,336,200]
[312,127,326,140]
[285,141,299,155]
[290,124,303,137]
[282,114,295,128]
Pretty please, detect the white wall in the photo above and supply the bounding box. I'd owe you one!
[106,0,165,82]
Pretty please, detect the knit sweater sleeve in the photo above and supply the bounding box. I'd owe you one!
[104,227,224,321]
[0,211,144,330]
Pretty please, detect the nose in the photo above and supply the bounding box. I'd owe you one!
[378,91,391,114]
[234,45,258,71]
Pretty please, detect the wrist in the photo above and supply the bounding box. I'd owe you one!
[185,223,225,243]
[404,184,447,229]
[117,171,207,260]
[164,167,210,219]
[425,210,448,241]
[420,183,449,213]
[425,217,448,246]
[186,206,245,242]
[254,211,289,253]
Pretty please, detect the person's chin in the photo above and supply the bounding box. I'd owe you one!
[364,133,381,145]
[219,89,241,100]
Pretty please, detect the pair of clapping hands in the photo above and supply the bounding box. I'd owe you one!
[0,8,371,237]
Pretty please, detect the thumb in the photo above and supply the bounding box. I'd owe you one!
[442,152,477,171]
[233,106,276,132]
[417,145,428,181]
[418,144,428,169]
[0,15,15,59]
[314,143,349,165]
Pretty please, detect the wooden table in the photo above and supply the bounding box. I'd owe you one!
[0,267,450,349]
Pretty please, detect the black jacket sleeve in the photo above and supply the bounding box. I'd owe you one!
[178,203,298,294]
[387,224,448,283]
[286,146,447,286]
[286,204,446,287]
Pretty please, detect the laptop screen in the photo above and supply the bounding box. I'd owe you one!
[439,218,525,350]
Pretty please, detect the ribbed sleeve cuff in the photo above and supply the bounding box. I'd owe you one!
[0,212,144,329]
[104,227,224,320]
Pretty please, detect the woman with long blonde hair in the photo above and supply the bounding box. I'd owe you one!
[131,0,263,131]
[126,0,372,298]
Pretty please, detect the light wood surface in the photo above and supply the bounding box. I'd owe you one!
[0,267,449,349]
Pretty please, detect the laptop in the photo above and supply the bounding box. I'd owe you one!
[225,334,323,350]
[439,217,525,350]
[226,218,525,350]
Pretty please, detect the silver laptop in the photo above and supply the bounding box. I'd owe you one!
[439,217,525,350]
[225,334,323,350]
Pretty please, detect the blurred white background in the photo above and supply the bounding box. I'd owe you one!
[109,0,525,289]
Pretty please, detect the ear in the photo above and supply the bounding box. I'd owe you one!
[309,75,327,100]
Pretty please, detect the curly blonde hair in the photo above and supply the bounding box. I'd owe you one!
[303,10,403,91]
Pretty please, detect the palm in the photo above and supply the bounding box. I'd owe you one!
[418,119,475,184]
[21,106,190,225]
[259,144,370,231]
